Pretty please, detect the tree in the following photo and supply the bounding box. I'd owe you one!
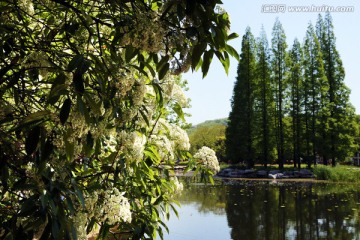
[302,22,328,167]
[271,19,287,169]
[226,27,256,167]
[316,13,356,165]
[189,124,226,161]
[287,38,303,168]
[254,27,276,167]
[0,0,238,239]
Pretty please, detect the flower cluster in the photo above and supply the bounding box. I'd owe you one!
[118,130,147,163]
[171,176,184,194]
[99,188,132,225]
[193,146,220,174]
[119,11,166,53]
[169,125,190,151]
[149,118,190,162]
[149,134,174,161]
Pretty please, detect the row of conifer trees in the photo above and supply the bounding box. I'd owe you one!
[226,13,357,168]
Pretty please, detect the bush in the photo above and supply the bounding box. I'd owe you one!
[313,165,360,182]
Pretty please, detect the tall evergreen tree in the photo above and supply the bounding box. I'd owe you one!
[226,27,257,167]
[255,27,275,167]
[303,22,328,167]
[288,38,303,169]
[316,13,357,165]
[271,19,287,169]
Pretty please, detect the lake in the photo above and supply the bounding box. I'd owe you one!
[159,178,360,240]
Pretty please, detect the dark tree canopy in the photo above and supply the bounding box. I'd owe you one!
[0,0,238,239]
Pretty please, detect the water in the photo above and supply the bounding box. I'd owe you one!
[159,179,360,240]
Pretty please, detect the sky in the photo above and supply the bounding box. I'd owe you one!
[183,0,360,125]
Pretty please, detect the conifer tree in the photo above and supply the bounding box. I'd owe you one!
[316,13,357,165]
[288,38,303,168]
[271,19,287,169]
[303,22,328,167]
[255,27,275,167]
[226,27,257,167]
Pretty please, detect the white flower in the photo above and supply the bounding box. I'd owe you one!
[171,176,183,193]
[103,135,118,153]
[171,84,188,107]
[118,131,147,162]
[100,188,132,225]
[193,146,220,174]
[149,134,174,161]
[169,125,190,151]
[18,0,34,16]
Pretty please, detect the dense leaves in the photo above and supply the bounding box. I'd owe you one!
[226,15,357,168]
[0,0,237,239]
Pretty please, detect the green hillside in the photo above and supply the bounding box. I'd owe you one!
[187,118,228,134]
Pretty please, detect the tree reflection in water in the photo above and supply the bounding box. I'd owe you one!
[175,179,360,240]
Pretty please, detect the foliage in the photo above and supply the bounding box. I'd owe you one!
[302,22,328,167]
[271,18,288,169]
[226,27,257,167]
[0,0,238,239]
[316,13,356,166]
[187,118,227,134]
[313,165,360,183]
[226,15,357,169]
[188,121,226,161]
[253,27,276,167]
[287,38,303,168]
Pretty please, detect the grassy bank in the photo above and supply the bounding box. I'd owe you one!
[313,165,360,183]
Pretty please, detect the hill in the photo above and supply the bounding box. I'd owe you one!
[187,118,228,134]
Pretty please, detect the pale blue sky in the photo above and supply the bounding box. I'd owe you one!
[184,0,360,125]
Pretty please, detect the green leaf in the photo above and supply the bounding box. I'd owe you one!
[139,107,150,127]
[172,102,185,121]
[68,55,91,75]
[216,51,230,75]
[144,146,161,165]
[227,32,239,41]
[59,98,71,125]
[78,59,91,75]
[65,138,74,161]
[225,44,240,61]
[47,84,68,105]
[86,217,96,234]
[75,187,85,207]
[142,61,156,77]
[84,131,94,156]
[125,45,137,63]
[158,62,169,80]
[84,92,102,116]
[152,83,163,106]
[156,55,170,72]
[191,42,206,71]
[64,197,75,215]
[202,50,213,78]
[73,70,85,94]
[12,111,49,132]
[68,55,84,72]
[77,97,90,123]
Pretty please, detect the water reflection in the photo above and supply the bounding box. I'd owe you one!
[163,179,360,240]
